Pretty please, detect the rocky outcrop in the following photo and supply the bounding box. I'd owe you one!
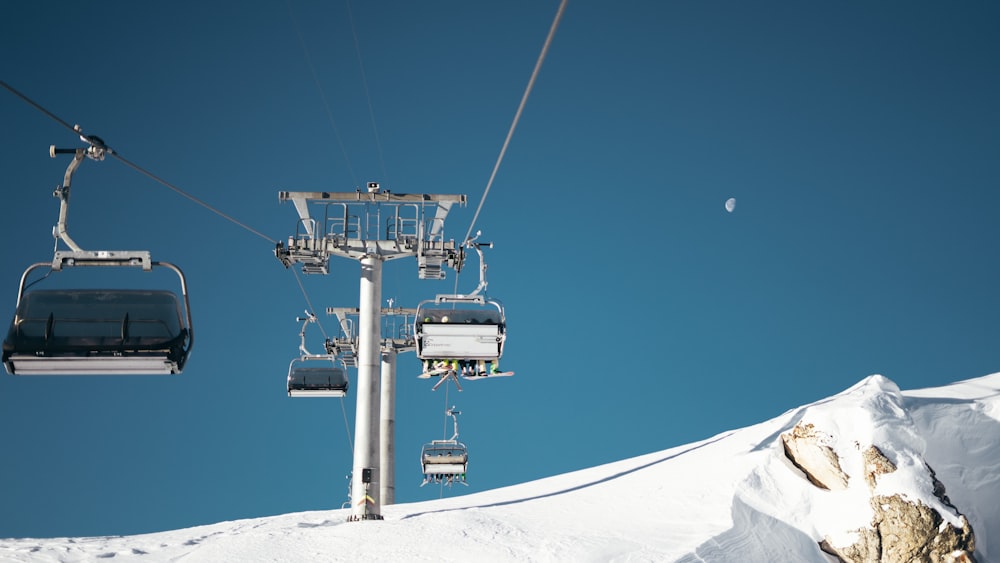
[780,423,849,491]
[822,493,976,563]
[861,445,896,489]
[782,423,976,562]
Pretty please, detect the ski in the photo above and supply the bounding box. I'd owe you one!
[462,371,515,379]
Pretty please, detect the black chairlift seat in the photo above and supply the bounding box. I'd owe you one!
[3,289,190,375]
[421,440,468,476]
[2,251,194,376]
[287,359,349,398]
[414,296,505,361]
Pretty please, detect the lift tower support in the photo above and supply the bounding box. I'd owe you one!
[277,185,465,522]
[328,306,417,506]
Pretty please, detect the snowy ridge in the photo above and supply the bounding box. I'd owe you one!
[2,373,997,562]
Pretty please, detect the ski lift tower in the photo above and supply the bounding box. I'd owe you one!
[276,183,465,521]
[328,304,417,506]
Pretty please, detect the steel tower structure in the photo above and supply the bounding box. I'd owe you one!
[276,183,464,521]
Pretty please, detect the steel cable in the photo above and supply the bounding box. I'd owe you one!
[462,0,568,244]
[1,80,279,245]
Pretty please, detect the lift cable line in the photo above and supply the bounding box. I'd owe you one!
[110,153,278,244]
[286,0,359,187]
[442,382,451,439]
[439,381,451,499]
[345,0,390,186]
[291,267,330,340]
[340,396,354,453]
[0,80,278,245]
[1,80,80,137]
[461,0,568,245]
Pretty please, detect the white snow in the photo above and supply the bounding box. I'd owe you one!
[2,372,997,562]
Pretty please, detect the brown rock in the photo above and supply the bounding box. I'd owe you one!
[781,423,849,491]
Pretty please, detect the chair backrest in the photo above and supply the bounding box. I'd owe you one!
[11,289,184,343]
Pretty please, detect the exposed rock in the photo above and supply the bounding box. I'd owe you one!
[783,425,977,562]
[822,501,976,563]
[868,494,975,562]
[861,445,896,489]
[820,529,881,563]
[780,423,849,490]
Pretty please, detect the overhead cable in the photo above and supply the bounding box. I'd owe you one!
[346,0,390,186]
[286,0,359,187]
[0,80,278,245]
[340,398,355,454]
[462,0,569,244]
[291,267,330,340]
[1,80,80,137]
[110,153,278,244]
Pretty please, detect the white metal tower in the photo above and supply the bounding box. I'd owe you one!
[328,305,417,506]
[276,184,464,521]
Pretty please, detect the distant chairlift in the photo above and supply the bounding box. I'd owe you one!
[287,312,349,398]
[421,407,469,487]
[2,140,193,375]
[414,234,508,387]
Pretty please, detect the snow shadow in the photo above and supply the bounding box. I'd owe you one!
[400,430,736,520]
[674,496,832,563]
[297,519,341,529]
[904,394,1000,562]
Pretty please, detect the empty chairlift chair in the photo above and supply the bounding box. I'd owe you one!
[4,144,193,376]
[287,356,349,397]
[285,312,349,397]
[2,252,193,375]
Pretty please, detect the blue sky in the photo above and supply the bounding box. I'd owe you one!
[2,1,998,538]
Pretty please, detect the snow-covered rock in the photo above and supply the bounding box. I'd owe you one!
[781,422,850,490]
[782,377,977,562]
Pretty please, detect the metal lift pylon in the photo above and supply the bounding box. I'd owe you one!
[328,304,418,506]
[277,183,465,522]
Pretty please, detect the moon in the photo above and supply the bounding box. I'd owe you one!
[725,197,736,213]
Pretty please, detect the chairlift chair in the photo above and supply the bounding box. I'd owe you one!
[415,296,505,361]
[421,407,469,486]
[286,312,349,397]
[3,252,194,375]
[420,439,469,484]
[3,141,193,375]
[414,235,506,368]
[287,356,349,397]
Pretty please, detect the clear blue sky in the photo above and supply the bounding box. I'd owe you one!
[2,1,998,538]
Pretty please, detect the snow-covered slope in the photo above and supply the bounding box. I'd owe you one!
[2,373,997,562]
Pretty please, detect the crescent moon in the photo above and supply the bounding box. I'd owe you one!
[725,198,736,213]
